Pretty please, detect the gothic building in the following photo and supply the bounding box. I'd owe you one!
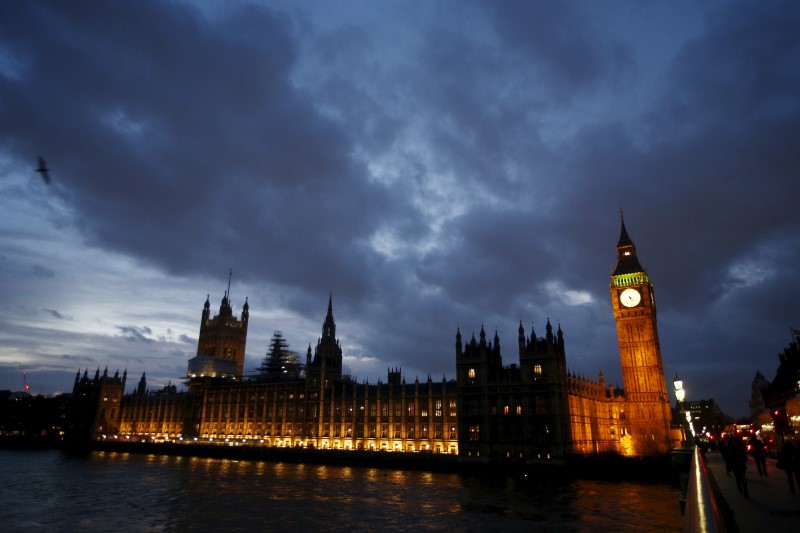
[455,321,572,461]
[454,215,678,459]
[68,367,127,441]
[72,217,680,458]
[114,295,459,453]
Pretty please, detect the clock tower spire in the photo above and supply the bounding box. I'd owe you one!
[610,214,676,455]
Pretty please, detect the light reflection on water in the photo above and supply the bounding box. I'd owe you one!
[0,449,681,532]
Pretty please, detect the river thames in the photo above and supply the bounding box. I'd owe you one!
[0,449,682,531]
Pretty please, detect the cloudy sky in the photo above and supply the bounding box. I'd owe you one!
[1,1,798,419]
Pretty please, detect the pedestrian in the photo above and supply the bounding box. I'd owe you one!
[719,434,732,476]
[747,433,767,476]
[777,440,799,493]
[728,435,749,497]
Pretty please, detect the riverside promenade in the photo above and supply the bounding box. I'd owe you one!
[703,450,800,531]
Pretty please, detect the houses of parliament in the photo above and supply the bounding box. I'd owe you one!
[70,218,681,459]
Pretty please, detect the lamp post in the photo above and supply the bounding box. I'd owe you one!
[674,373,687,445]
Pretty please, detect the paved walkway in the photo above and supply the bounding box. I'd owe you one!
[703,450,800,532]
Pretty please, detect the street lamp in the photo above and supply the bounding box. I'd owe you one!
[674,373,688,445]
[674,373,685,404]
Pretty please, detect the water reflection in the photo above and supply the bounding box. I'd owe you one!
[0,450,681,532]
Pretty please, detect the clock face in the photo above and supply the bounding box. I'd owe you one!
[620,288,641,308]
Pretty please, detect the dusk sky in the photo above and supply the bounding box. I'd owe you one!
[1,1,798,419]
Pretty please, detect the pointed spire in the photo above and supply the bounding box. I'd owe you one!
[617,209,633,248]
[613,212,644,275]
[322,293,336,339]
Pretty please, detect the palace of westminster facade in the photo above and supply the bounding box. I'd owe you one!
[71,219,680,459]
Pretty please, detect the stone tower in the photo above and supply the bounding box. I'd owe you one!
[194,272,249,378]
[68,367,127,441]
[305,294,344,389]
[610,215,675,455]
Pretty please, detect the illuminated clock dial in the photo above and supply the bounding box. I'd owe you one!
[620,288,641,307]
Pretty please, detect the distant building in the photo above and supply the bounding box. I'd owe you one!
[683,399,728,436]
[68,217,680,458]
[750,331,800,439]
[0,390,71,440]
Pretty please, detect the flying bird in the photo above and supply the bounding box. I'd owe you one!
[36,156,51,185]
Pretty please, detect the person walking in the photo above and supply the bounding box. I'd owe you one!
[728,435,749,497]
[748,433,767,476]
[719,433,733,476]
[777,439,799,493]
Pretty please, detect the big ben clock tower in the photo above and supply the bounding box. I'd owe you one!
[610,214,676,455]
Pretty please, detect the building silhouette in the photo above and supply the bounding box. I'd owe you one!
[70,218,680,458]
[750,330,800,441]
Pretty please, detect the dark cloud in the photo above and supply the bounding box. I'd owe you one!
[32,265,56,278]
[116,325,155,343]
[43,308,68,320]
[0,1,797,418]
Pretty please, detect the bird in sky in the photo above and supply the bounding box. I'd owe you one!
[36,156,51,185]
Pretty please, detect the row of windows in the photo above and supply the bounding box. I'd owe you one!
[467,364,544,382]
[203,398,456,418]
[197,423,458,440]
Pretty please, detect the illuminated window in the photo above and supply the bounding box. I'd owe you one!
[534,364,542,375]
[503,405,510,415]
[468,368,476,380]
[435,400,442,417]
[469,425,480,441]
[516,405,522,415]
[421,408,428,417]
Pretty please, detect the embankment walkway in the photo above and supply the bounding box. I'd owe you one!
[703,450,800,531]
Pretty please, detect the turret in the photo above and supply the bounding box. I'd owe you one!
[137,372,147,396]
[202,295,210,322]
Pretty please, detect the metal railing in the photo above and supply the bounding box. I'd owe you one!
[683,446,726,533]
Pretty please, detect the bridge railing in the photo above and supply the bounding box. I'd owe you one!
[683,446,727,533]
